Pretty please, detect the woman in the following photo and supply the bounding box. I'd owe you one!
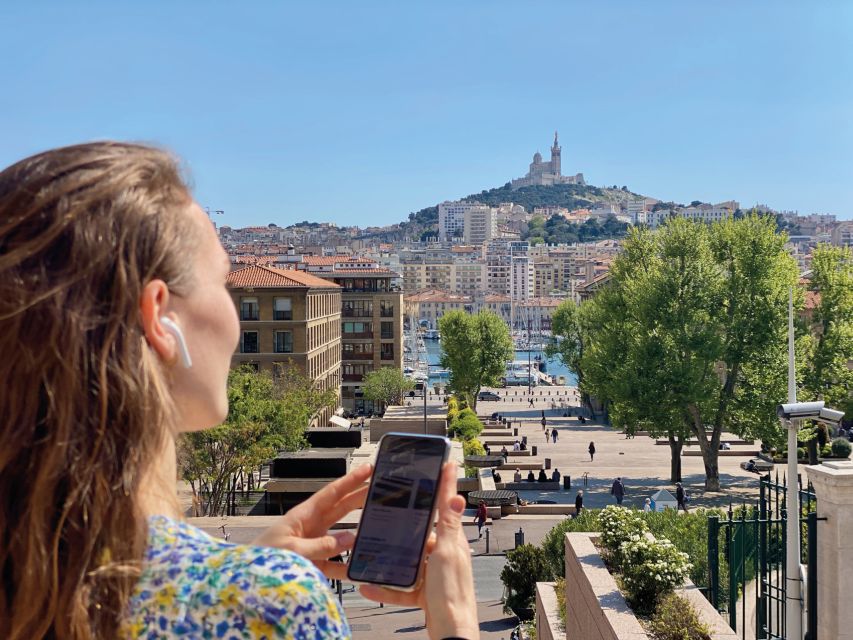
[473,500,488,539]
[0,142,478,640]
[588,441,596,461]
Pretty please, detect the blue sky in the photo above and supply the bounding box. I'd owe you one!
[1,2,851,227]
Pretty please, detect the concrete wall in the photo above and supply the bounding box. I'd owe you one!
[535,582,563,640]
[368,418,446,442]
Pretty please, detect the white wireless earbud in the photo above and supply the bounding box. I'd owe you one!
[160,317,193,368]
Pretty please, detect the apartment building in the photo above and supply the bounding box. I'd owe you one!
[226,265,342,425]
[301,260,403,415]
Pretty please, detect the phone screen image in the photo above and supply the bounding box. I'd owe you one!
[347,433,449,588]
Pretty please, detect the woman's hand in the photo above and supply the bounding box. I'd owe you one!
[251,463,371,580]
[359,461,480,640]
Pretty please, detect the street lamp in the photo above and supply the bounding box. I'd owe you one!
[779,288,844,640]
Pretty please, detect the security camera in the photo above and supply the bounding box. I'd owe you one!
[819,407,845,425]
[777,401,845,426]
[777,402,825,420]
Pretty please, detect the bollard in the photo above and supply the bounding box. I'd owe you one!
[544,457,551,469]
[514,527,525,548]
[513,427,518,436]
[522,435,527,446]
[532,445,538,456]
[485,527,490,554]
[564,475,571,490]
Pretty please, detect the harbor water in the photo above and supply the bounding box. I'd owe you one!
[422,339,578,386]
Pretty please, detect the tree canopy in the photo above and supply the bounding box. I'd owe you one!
[362,366,415,410]
[179,364,337,515]
[578,216,798,490]
[438,310,514,409]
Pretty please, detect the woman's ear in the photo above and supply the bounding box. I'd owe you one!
[139,279,177,364]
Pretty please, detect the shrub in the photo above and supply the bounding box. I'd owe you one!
[648,593,711,640]
[599,506,648,566]
[797,447,807,460]
[619,537,692,614]
[821,444,832,457]
[831,437,852,458]
[643,508,717,590]
[461,437,486,478]
[500,544,553,618]
[448,412,483,440]
[540,509,602,577]
[447,397,460,423]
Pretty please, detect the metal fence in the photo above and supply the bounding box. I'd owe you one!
[706,473,818,640]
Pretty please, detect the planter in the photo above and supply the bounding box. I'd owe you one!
[563,532,737,640]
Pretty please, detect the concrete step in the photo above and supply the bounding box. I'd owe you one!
[656,438,755,446]
[683,449,759,457]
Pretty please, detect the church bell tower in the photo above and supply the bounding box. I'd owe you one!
[550,130,561,176]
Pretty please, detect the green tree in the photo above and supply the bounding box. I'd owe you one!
[581,217,797,490]
[546,300,593,410]
[799,244,853,418]
[438,310,514,410]
[362,366,415,410]
[179,364,336,516]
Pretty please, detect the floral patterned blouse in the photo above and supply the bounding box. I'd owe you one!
[122,515,351,639]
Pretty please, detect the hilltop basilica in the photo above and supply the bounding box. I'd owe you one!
[510,131,585,190]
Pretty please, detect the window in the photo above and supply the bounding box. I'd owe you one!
[380,343,394,360]
[241,297,259,321]
[274,331,293,353]
[380,321,394,339]
[242,331,259,353]
[274,297,292,320]
[343,322,372,336]
[380,300,394,317]
[342,299,372,317]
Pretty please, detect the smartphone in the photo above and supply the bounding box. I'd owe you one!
[347,432,451,590]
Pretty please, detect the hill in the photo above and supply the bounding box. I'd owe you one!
[404,181,646,233]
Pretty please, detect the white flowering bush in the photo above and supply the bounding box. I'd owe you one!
[619,536,692,613]
[598,506,648,566]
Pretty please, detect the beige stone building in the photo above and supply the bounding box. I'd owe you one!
[226,265,342,425]
[301,261,404,415]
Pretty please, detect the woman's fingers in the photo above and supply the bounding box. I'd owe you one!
[287,464,371,526]
[262,531,355,560]
[359,584,422,608]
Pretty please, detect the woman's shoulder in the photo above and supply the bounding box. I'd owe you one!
[123,515,350,639]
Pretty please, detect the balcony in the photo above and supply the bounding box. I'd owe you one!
[380,309,394,318]
[380,353,395,361]
[343,352,374,360]
[241,312,260,321]
[343,331,374,339]
[342,373,364,382]
[342,309,372,318]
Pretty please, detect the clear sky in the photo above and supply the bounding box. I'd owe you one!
[1,2,851,227]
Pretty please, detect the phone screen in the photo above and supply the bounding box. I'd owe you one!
[347,433,449,588]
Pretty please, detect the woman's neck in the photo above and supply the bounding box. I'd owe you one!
[138,432,181,519]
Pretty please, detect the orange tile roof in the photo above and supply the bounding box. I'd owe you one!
[302,256,352,266]
[328,268,394,274]
[227,265,340,289]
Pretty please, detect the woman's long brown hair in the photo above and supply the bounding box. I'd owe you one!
[0,142,199,638]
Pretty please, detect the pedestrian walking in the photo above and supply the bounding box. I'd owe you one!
[551,429,558,443]
[544,428,550,443]
[575,490,584,516]
[588,441,595,461]
[501,446,509,463]
[474,500,488,538]
[675,482,689,512]
[529,396,535,407]
[541,415,546,430]
[610,477,625,505]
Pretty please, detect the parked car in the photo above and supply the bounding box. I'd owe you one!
[478,391,501,402]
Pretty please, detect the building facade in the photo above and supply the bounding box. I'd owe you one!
[226,265,342,426]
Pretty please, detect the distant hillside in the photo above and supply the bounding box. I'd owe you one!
[404,182,646,232]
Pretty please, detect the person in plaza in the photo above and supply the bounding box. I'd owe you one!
[537,468,548,482]
[483,443,491,456]
[611,477,625,505]
[675,482,689,512]
[541,415,547,430]
[513,440,520,451]
[493,469,502,483]
[527,470,535,482]
[588,441,596,461]
[519,439,527,451]
[551,429,558,443]
[644,497,652,512]
[574,490,584,516]
[0,143,480,640]
[551,468,561,483]
[501,445,509,463]
[474,500,488,539]
[544,428,550,442]
[514,468,522,483]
